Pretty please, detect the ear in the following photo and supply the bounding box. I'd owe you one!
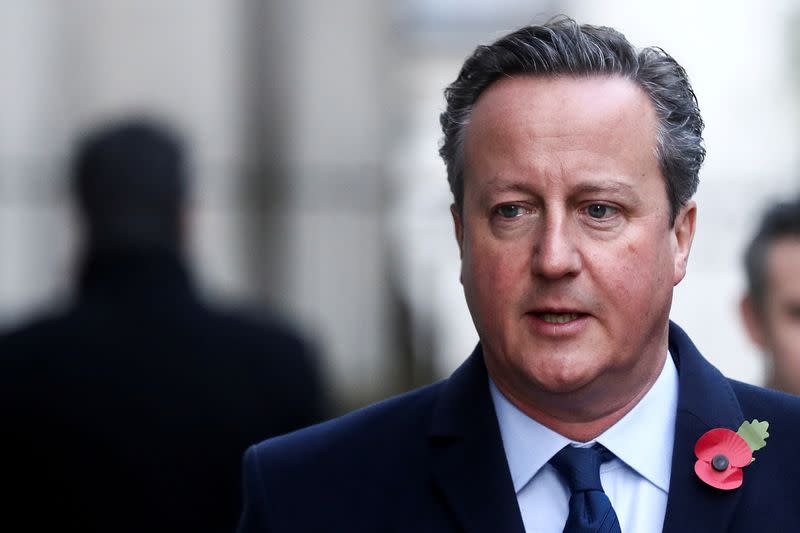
[740,294,768,349]
[451,203,464,258]
[672,200,697,286]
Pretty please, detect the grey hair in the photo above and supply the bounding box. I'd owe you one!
[439,16,705,224]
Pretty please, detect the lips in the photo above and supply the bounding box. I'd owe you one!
[526,310,590,336]
[538,312,581,324]
[529,310,589,323]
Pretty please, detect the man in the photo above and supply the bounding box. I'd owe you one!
[0,120,327,532]
[740,198,800,395]
[238,18,800,532]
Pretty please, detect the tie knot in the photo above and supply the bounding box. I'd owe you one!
[549,444,613,493]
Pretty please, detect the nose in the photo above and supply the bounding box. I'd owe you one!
[531,213,582,279]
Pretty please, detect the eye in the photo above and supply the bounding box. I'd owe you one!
[496,204,527,218]
[586,204,618,219]
[786,304,800,321]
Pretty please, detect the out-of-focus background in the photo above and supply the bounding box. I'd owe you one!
[2,0,799,412]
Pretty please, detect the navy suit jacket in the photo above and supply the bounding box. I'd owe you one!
[238,323,800,532]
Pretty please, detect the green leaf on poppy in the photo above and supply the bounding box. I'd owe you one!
[737,419,770,453]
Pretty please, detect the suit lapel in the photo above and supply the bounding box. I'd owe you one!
[428,346,525,533]
[662,322,745,533]
[428,325,746,533]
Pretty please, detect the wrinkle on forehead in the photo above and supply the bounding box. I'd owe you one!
[465,75,658,153]
[462,75,661,199]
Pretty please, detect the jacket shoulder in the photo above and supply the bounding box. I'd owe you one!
[728,379,800,425]
[239,381,447,530]
[726,380,800,527]
[728,379,800,474]
[251,380,443,468]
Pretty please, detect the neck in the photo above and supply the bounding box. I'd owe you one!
[492,352,667,443]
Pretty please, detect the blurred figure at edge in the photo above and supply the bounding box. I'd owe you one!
[0,118,327,532]
[741,198,800,395]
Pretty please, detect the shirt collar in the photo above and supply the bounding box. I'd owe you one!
[489,351,678,494]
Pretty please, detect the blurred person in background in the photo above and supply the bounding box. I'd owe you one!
[740,198,800,395]
[0,119,327,532]
[237,18,800,533]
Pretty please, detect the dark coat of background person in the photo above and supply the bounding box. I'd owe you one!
[0,120,327,532]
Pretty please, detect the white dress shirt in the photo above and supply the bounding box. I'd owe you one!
[489,353,678,533]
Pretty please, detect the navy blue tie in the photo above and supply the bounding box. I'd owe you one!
[549,445,622,533]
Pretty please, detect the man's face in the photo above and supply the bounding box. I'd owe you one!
[744,238,800,393]
[452,76,696,419]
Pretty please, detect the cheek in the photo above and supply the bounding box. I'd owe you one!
[601,238,672,318]
[772,315,800,354]
[464,232,528,287]
[464,257,520,316]
[461,234,531,321]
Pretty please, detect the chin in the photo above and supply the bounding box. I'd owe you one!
[519,356,602,394]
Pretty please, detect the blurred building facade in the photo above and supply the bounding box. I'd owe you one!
[2,0,799,409]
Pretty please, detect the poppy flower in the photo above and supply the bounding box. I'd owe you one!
[694,428,752,490]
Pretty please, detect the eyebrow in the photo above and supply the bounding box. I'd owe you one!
[571,181,639,198]
[481,180,538,195]
[480,179,640,199]
[475,180,536,206]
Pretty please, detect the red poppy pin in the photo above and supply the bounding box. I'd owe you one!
[694,419,770,490]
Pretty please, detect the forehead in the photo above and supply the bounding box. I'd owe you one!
[468,74,656,132]
[462,74,661,194]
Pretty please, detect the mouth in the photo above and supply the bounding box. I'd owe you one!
[530,309,588,322]
[528,307,591,333]
[525,309,591,335]
[536,312,582,324]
